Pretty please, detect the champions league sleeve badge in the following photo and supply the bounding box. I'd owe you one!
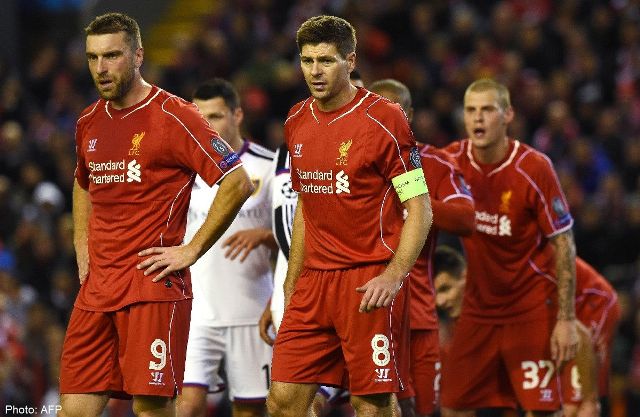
[409,146,422,169]
[211,137,230,156]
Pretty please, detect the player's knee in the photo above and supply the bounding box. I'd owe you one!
[232,400,266,417]
[176,397,205,417]
[132,395,174,416]
[58,393,108,417]
[351,393,391,415]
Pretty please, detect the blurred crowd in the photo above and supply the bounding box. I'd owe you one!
[2,0,640,415]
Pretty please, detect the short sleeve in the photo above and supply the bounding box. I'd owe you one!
[370,102,420,182]
[527,153,573,237]
[74,119,90,190]
[164,99,242,186]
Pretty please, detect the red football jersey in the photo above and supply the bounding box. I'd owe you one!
[285,88,421,269]
[409,145,473,330]
[74,86,242,311]
[444,139,573,323]
[575,257,616,305]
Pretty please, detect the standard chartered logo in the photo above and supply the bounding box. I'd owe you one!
[335,170,350,194]
[127,159,141,183]
[297,168,351,195]
[87,159,143,184]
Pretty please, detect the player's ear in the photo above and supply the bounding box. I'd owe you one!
[346,52,356,72]
[233,107,244,126]
[134,47,144,69]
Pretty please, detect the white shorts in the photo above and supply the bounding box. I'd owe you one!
[271,252,287,331]
[183,324,272,401]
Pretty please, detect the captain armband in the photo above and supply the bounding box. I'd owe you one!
[391,168,429,203]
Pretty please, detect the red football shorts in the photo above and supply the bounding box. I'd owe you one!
[562,292,621,404]
[441,316,560,411]
[271,264,412,396]
[396,329,440,415]
[60,299,191,398]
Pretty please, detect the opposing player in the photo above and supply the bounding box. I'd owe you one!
[59,13,252,417]
[369,79,474,417]
[178,78,276,417]
[266,15,432,417]
[442,78,579,416]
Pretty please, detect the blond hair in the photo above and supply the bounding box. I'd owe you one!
[464,78,511,111]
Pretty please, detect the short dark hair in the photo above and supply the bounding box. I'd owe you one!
[433,246,466,279]
[296,15,356,58]
[85,12,142,51]
[192,78,241,110]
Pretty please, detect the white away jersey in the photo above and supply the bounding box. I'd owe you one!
[185,140,275,326]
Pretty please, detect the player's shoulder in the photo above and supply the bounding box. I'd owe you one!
[244,141,275,162]
[285,97,313,126]
[420,144,460,170]
[155,88,198,116]
[363,90,406,120]
[514,140,556,172]
[441,139,467,158]
[76,99,104,127]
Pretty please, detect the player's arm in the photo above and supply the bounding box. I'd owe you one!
[72,179,91,285]
[357,191,432,313]
[550,229,579,363]
[431,199,474,236]
[283,198,305,309]
[138,167,254,281]
[259,298,275,346]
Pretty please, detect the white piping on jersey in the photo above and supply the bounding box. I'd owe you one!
[467,139,520,176]
[366,98,408,172]
[104,88,163,119]
[379,184,396,255]
[123,88,163,119]
[515,149,574,237]
[388,288,405,391]
[309,100,319,123]
[527,259,558,285]
[578,288,618,339]
[104,101,112,119]
[421,150,474,203]
[327,91,372,125]
[284,98,310,125]
[161,98,227,174]
[165,174,195,231]
[168,301,178,394]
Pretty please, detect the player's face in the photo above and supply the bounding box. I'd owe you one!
[193,97,242,143]
[86,32,141,102]
[463,90,513,150]
[434,271,465,319]
[300,43,355,110]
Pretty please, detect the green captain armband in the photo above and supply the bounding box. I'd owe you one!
[392,168,429,202]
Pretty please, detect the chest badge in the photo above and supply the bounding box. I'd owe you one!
[336,139,353,166]
[499,190,512,214]
[129,132,145,156]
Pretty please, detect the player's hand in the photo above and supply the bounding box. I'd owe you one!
[551,318,580,364]
[76,246,89,285]
[222,228,271,262]
[259,303,275,346]
[356,273,403,313]
[137,245,198,282]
